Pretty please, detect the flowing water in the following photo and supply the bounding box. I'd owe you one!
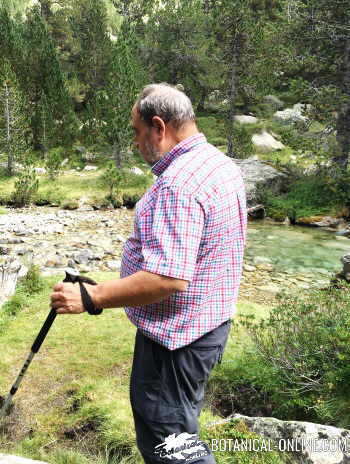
[246,221,350,276]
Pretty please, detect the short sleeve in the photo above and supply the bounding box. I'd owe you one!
[139,185,204,282]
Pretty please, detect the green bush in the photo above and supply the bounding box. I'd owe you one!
[22,264,45,295]
[0,265,44,334]
[231,124,254,159]
[262,168,350,221]
[34,188,63,206]
[122,192,142,208]
[240,285,350,427]
[11,166,39,207]
[46,147,65,180]
[62,199,79,210]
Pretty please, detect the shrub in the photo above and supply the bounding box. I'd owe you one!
[122,192,143,208]
[99,162,126,200]
[261,168,350,221]
[11,165,39,207]
[62,199,79,210]
[231,124,254,159]
[240,284,350,426]
[22,264,45,295]
[46,147,65,180]
[34,188,63,206]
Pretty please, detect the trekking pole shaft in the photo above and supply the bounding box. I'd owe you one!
[31,309,57,353]
[0,309,57,419]
[1,350,35,417]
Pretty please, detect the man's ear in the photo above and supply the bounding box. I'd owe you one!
[151,116,166,135]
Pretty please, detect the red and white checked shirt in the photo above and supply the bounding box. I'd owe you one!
[120,133,247,350]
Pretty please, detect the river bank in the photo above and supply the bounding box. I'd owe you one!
[0,205,348,306]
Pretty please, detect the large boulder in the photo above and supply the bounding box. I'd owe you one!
[263,94,284,111]
[233,157,288,206]
[234,115,258,124]
[210,414,350,464]
[251,131,285,153]
[0,258,21,308]
[273,104,309,128]
[0,455,48,464]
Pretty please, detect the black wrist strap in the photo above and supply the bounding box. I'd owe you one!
[79,281,103,315]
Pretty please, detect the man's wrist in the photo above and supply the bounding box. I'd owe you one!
[88,284,102,310]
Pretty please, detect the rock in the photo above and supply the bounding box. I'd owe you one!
[72,250,92,265]
[0,455,48,464]
[0,259,21,308]
[262,95,284,110]
[296,216,343,228]
[273,106,309,128]
[253,256,273,265]
[247,204,265,219]
[130,166,144,175]
[233,158,288,206]
[243,264,256,272]
[335,229,350,237]
[114,235,126,243]
[0,246,10,255]
[256,263,274,272]
[83,165,98,171]
[106,260,121,271]
[211,414,350,464]
[252,131,285,153]
[34,167,46,175]
[234,115,258,124]
[341,254,350,274]
[257,284,280,294]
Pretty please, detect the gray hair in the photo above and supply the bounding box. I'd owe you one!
[135,83,196,129]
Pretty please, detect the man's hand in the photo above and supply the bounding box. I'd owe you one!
[50,282,96,315]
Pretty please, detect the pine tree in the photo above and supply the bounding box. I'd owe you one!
[70,0,111,105]
[23,6,77,153]
[90,22,145,168]
[0,61,31,175]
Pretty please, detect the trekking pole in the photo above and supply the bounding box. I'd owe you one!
[0,267,98,419]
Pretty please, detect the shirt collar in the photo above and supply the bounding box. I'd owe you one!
[151,133,207,177]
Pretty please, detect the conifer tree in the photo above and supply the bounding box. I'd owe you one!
[23,6,77,153]
[0,61,31,175]
[89,21,145,168]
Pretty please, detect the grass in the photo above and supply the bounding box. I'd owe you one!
[0,167,153,207]
[0,272,280,464]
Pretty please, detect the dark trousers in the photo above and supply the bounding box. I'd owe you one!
[130,320,231,463]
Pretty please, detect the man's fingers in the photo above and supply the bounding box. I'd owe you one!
[53,283,64,292]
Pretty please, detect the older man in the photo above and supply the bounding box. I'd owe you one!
[51,84,247,463]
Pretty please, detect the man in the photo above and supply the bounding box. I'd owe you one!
[50,83,247,463]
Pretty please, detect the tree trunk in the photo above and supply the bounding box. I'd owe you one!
[227,40,238,158]
[113,143,122,169]
[197,87,207,112]
[334,37,350,171]
[4,82,13,176]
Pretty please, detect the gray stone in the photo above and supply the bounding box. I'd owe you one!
[72,250,92,265]
[209,414,350,464]
[233,158,288,206]
[273,106,309,128]
[130,166,144,175]
[234,115,258,124]
[252,131,285,152]
[106,260,121,271]
[262,94,284,110]
[341,254,350,274]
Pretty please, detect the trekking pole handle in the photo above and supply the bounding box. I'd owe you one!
[31,269,77,354]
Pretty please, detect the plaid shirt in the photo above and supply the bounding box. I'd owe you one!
[120,133,247,350]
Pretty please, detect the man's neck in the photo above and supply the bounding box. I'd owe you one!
[164,122,199,154]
